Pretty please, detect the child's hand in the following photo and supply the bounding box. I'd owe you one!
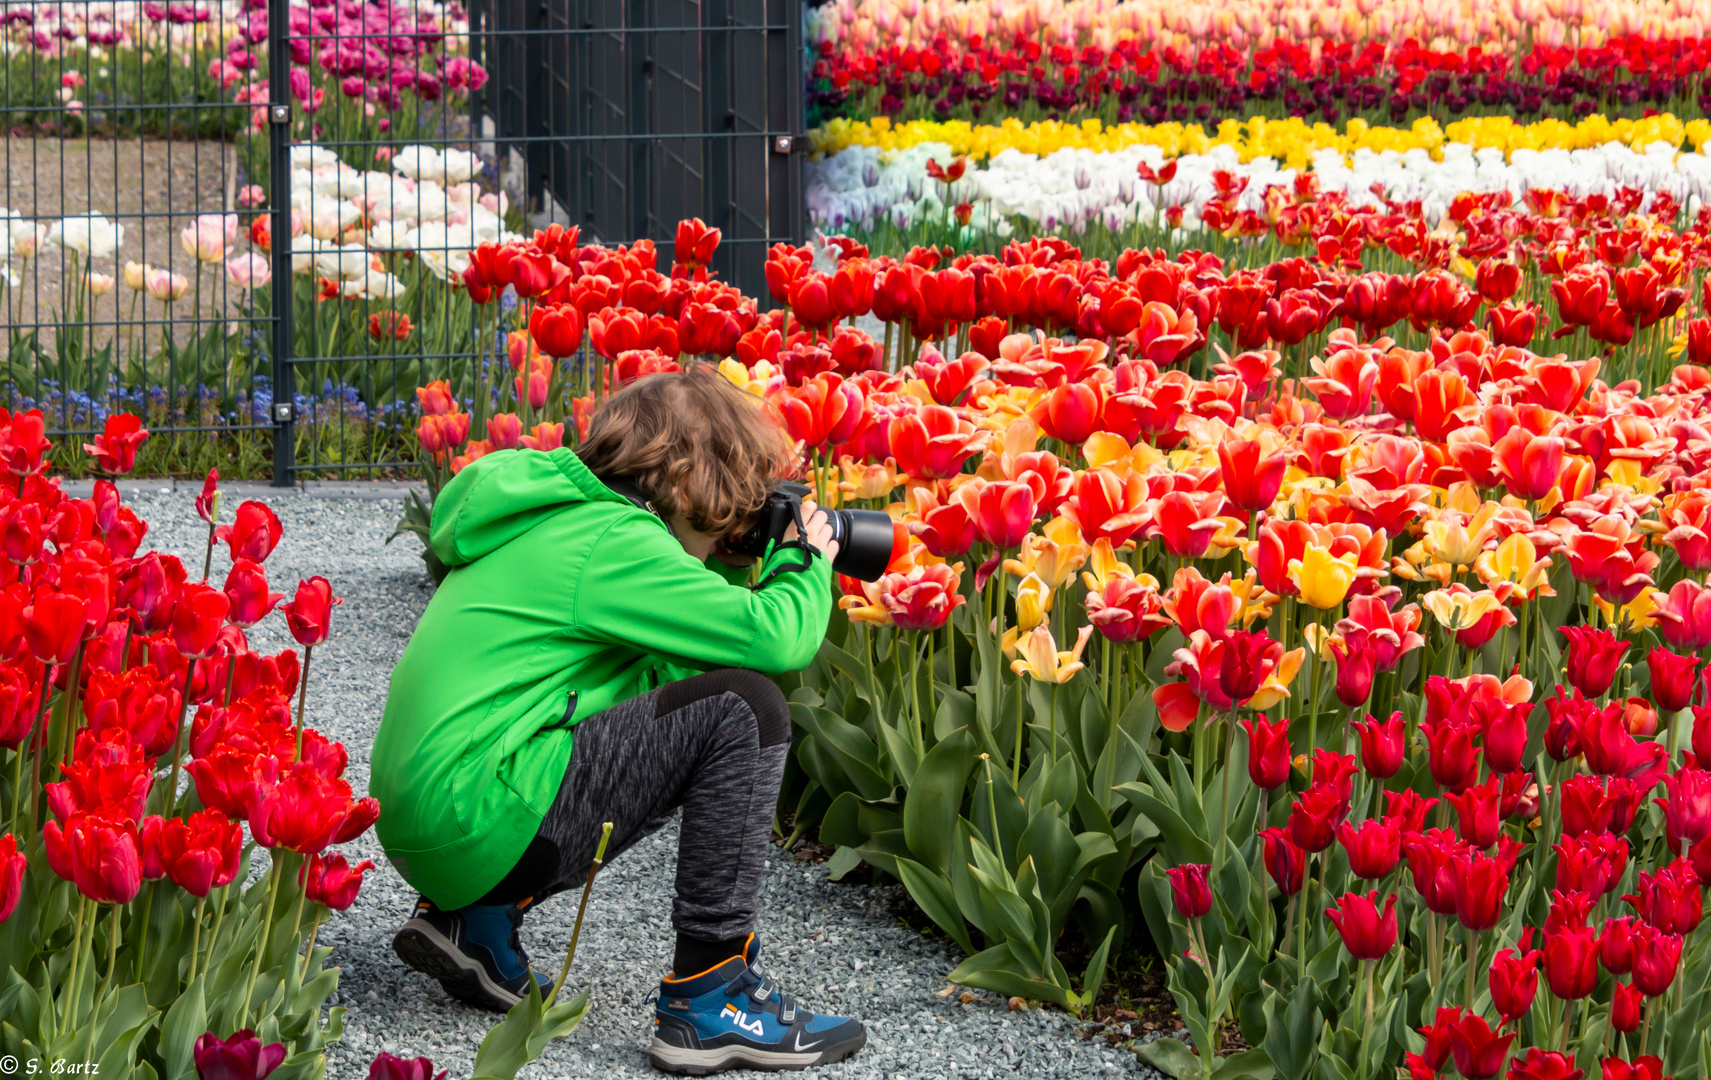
[785,500,841,562]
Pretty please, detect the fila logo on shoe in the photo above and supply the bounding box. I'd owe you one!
[720,1004,766,1037]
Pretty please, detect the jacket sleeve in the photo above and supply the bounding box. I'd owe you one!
[572,515,833,676]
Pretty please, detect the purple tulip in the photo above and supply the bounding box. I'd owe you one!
[193,1030,286,1080]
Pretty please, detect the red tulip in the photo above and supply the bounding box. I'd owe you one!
[214,500,284,564]
[1166,863,1212,919]
[964,480,1038,551]
[158,808,243,897]
[1629,923,1683,996]
[1491,426,1564,502]
[1217,438,1287,511]
[22,591,89,665]
[1453,849,1509,930]
[281,577,341,647]
[1561,627,1628,699]
[1647,648,1698,714]
[789,275,838,333]
[222,559,284,630]
[45,752,152,824]
[171,583,230,659]
[1543,924,1600,1000]
[1241,715,1291,790]
[1598,1058,1663,1080]
[43,810,142,903]
[1402,831,1460,913]
[1445,1011,1514,1079]
[529,304,586,358]
[1554,834,1627,897]
[673,218,720,268]
[1654,579,1711,651]
[1657,768,1711,849]
[1609,982,1642,1033]
[1445,774,1503,849]
[1148,491,1225,559]
[1488,933,1540,1022]
[1032,381,1104,446]
[1329,628,1377,708]
[81,413,149,474]
[1505,1051,1583,1080]
[0,410,51,477]
[1385,789,1438,833]
[1476,260,1521,304]
[0,833,22,922]
[300,851,378,911]
[1059,467,1149,546]
[1419,1006,1466,1072]
[887,405,985,479]
[1337,817,1401,879]
[248,761,372,854]
[1486,303,1539,347]
[1353,711,1405,778]
[1217,629,1281,705]
[187,747,280,821]
[1260,827,1305,895]
[1624,860,1702,934]
[1420,716,1480,794]
[1325,890,1396,960]
[1288,782,1349,854]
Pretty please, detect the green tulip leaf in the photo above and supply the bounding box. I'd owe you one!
[895,857,977,955]
[1137,1035,1203,1078]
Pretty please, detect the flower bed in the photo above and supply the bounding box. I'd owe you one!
[387,206,1711,1075]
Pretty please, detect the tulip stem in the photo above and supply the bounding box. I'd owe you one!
[1363,959,1375,1045]
[1216,711,1236,848]
[1464,923,1477,1012]
[297,908,324,995]
[240,855,285,1028]
[21,664,52,836]
[84,902,121,1061]
[201,518,216,583]
[294,644,315,761]
[205,882,230,980]
[56,894,88,1041]
[551,821,613,1005]
[1296,853,1311,976]
[1639,1001,1653,1058]
[185,894,206,989]
[1306,608,1325,783]
[1560,998,1575,1053]
[165,658,197,817]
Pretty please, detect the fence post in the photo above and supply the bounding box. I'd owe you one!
[267,0,296,487]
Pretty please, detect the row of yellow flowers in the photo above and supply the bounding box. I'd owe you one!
[811,113,1711,168]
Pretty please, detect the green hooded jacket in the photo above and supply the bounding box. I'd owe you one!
[371,447,832,909]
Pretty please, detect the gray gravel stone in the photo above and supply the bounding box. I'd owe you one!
[124,485,1150,1079]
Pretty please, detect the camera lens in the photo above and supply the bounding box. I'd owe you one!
[828,508,895,582]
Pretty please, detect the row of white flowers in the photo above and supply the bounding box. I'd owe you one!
[808,139,1711,238]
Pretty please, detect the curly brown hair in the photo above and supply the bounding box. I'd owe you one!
[575,367,793,536]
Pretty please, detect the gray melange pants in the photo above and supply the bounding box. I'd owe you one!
[479,669,792,942]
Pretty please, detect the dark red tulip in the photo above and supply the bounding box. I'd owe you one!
[1288,782,1349,854]
[1656,768,1711,850]
[223,559,283,630]
[1488,932,1540,1022]
[1610,982,1642,1033]
[1354,711,1405,779]
[1385,789,1438,833]
[1542,924,1600,1000]
[1260,827,1305,896]
[1453,849,1509,930]
[1648,648,1699,713]
[1624,859,1702,935]
[1166,863,1212,919]
[1324,890,1397,960]
[1600,916,1637,975]
[1217,629,1282,705]
[1629,924,1683,997]
[1446,1012,1515,1080]
[1561,626,1629,699]
[1241,715,1291,790]
[1598,1058,1663,1080]
[1505,1050,1583,1080]
[1482,704,1529,776]
[1559,775,1614,837]
[1402,827,1465,917]
[43,810,142,903]
[1445,773,1503,849]
[301,851,379,912]
[1337,817,1401,880]
[364,1051,450,1080]
[1421,716,1480,793]
[0,832,24,922]
[158,809,243,898]
[1418,1006,1467,1073]
[192,1029,286,1080]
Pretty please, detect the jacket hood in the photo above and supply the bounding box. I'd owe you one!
[428,447,626,567]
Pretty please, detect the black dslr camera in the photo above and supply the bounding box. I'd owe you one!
[727,482,895,582]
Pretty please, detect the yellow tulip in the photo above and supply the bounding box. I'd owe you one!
[1421,503,1500,568]
[837,455,900,501]
[1010,625,1094,684]
[1002,518,1090,590]
[1421,585,1504,632]
[1287,545,1359,610]
[1473,533,1554,599]
[1595,588,1659,633]
[837,583,892,627]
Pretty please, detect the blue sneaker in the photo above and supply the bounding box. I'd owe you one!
[646,934,867,1074]
[392,895,554,1012]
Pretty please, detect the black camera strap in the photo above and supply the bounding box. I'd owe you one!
[751,498,820,591]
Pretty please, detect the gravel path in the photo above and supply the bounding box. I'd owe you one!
[121,484,1147,1080]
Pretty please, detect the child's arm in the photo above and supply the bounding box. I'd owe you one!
[574,514,832,676]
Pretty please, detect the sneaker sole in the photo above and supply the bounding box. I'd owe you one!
[644,1030,867,1075]
[392,918,525,1013]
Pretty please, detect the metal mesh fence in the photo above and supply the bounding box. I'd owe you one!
[2,0,803,482]
[1,0,276,479]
